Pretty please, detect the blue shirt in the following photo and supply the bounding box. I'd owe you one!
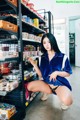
[39,52,72,90]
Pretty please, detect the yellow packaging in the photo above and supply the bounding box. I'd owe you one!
[0,107,16,119]
[33,18,39,28]
[24,76,26,81]
[25,102,29,106]
[0,103,16,119]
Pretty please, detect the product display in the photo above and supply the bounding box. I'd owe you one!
[0,103,16,120]
[0,20,18,32]
[33,18,39,28]
[8,0,17,7]
[0,0,46,119]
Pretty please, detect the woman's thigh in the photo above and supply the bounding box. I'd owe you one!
[27,80,52,94]
[55,86,73,106]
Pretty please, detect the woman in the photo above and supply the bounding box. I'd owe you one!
[27,33,73,110]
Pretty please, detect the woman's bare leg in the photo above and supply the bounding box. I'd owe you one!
[27,81,73,106]
[55,86,73,106]
[27,80,52,94]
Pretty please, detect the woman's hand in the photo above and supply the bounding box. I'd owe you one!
[28,57,42,77]
[49,71,58,81]
[28,57,36,67]
[49,71,70,81]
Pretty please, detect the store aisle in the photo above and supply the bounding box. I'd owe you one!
[24,66,80,120]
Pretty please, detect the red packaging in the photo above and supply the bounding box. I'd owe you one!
[27,3,34,9]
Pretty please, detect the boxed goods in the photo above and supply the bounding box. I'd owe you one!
[0,103,16,120]
[0,20,18,33]
[27,3,34,9]
[8,0,17,7]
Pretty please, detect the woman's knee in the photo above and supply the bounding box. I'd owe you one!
[56,86,73,106]
[27,82,34,91]
[27,81,40,92]
[62,95,73,106]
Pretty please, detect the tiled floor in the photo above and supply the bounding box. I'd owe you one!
[24,66,80,120]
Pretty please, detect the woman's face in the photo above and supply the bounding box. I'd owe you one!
[43,37,51,51]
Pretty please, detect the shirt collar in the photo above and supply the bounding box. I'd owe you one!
[54,52,63,58]
[42,52,63,60]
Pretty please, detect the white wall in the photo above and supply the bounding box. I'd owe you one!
[30,0,80,58]
[30,0,80,19]
[54,23,66,53]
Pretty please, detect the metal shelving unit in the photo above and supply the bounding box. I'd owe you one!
[36,9,54,34]
[0,0,46,120]
[0,15,46,34]
[0,0,17,13]
[0,0,25,120]
[69,33,75,64]
[21,3,46,24]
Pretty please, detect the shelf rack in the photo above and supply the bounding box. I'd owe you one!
[0,0,17,13]
[21,3,46,24]
[0,0,46,119]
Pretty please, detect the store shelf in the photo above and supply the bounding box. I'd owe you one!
[0,83,22,103]
[0,15,17,24]
[0,28,18,36]
[15,15,45,34]
[10,109,25,120]
[29,92,39,102]
[69,42,74,44]
[21,3,46,24]
[0,0,17,13]
[0,84,20,97]
[0,39,18,43]
[23,38,40,43]
[22,20,46,35]
[0,57,19,63]
[69,33,75,64]
[23,39,41,47]
[0,1,47,119]
[25,92,39,107]
[24,71,36,81]
[0,1,26,119]
[0,15,45,34]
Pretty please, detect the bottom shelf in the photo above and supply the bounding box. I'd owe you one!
[10,109,26,120]
[11,92,39,120]
[0,102,26,120]
[25,92,39,107]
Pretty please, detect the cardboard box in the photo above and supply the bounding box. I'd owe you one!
[0,103,16,119]
[0,20,18,33]
[8,0,17,7]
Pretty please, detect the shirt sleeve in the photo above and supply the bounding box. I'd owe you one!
[63,57,72,74]
[38,56,41,69]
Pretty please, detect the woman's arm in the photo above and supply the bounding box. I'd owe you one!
[49,71,70,81]
[56,71,70,77]
[28,57,42,78]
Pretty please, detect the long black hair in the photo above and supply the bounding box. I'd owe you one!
[41,33,61,54]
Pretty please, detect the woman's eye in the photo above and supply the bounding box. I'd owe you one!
[43,42,46,44]
[43,40,50,45]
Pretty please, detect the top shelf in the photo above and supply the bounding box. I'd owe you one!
[21,3,46,24]
[0,0,46,24]
[0,0,17,14]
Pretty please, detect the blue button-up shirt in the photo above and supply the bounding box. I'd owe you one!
[39,52,72,90]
